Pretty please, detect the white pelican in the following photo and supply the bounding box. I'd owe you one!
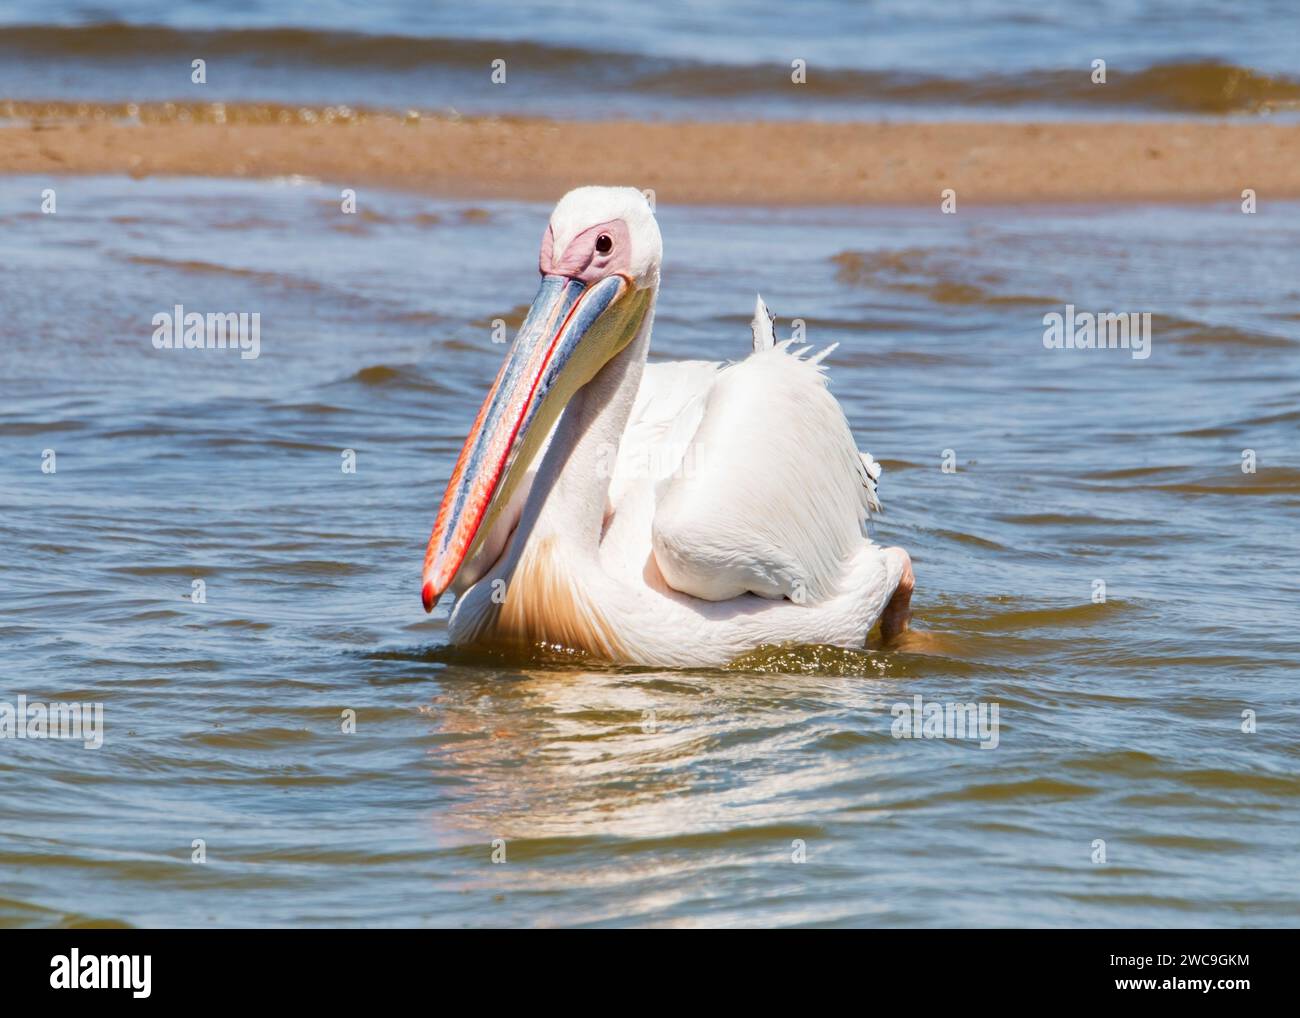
[421,187,913,668]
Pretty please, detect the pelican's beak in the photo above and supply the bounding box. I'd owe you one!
[421,272,650,611]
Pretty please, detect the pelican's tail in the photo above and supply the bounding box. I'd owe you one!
[860,451,883,513]
[751,294,776,352]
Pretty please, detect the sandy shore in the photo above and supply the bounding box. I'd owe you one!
[3,101,1298,203]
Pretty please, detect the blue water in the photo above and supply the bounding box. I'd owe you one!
[2,1,1299,118]
[2,176,1298,926]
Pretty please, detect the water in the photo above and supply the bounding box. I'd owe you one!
[2,1,1300,118]
[2,177,1297,926]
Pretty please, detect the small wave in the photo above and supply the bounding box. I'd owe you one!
[1,25,1296,115]
[0,895,132,929]
[1087,464,1300,496]
[344,363,443,393]
[470,303,532,331]
[194,725,318,750]
[831,250,1061,308]
[276,559,370,577]
[1110,60,1300,114]
[0,418,87,436]
[1180,767,1300,795]
[1164,323,1296,349]
[937,777,1097,802]
[125,254,321,292]
[637,57,1300,115]
[0,23,603,74]
[316,205,444,228]
[931,598,1131,634]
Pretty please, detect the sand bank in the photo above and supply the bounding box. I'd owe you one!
[3,101,1298,204]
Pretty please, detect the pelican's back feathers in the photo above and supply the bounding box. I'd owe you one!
[646,303,881,604]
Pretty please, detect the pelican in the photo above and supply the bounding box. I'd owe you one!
[421,186,913,668]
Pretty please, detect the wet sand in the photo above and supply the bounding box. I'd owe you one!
[2,101,1298,203]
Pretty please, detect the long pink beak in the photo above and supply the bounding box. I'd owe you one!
[421,273,626,611]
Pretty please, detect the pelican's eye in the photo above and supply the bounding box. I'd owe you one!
[595,233,613,255]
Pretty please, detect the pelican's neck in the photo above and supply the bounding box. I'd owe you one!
[515,288,656,557]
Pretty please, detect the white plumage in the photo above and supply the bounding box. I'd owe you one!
[426,187,912,667]
[646,328,874,605]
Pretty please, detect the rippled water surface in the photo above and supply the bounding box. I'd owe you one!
[1,178,1298,926]
[3,1,1300,117]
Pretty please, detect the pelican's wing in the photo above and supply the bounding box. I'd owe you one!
[607,357,720,511]
[648,321,880,604]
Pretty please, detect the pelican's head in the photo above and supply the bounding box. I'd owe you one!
[421,186,661,611]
